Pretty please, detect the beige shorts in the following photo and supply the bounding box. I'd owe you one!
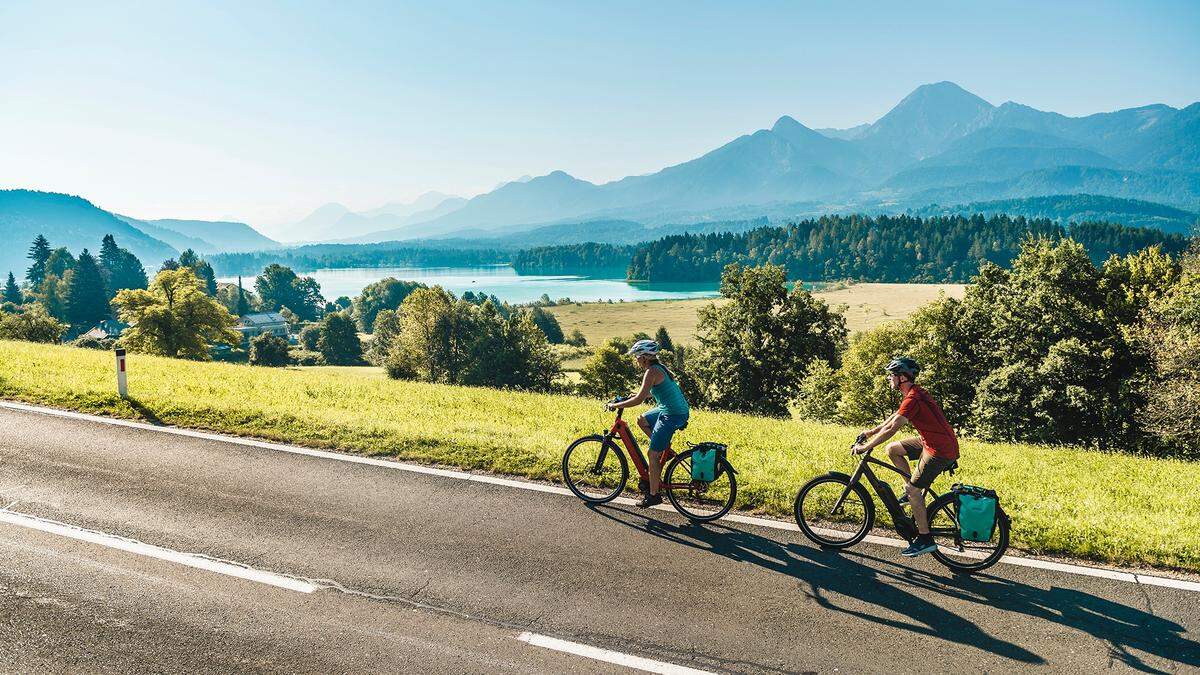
[898,437,956,490]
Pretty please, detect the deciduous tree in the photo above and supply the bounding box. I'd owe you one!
[112,268,241,360]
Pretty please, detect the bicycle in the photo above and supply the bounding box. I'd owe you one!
[562,396,737,522]
[793,434,1010,572]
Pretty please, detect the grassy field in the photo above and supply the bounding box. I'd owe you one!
[1,339,1196,573]
[547,283,966,346]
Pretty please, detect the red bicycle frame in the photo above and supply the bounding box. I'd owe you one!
[601,408,687,490]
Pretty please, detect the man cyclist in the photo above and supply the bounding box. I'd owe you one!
[606,339,690,508]
[852,357,959,557]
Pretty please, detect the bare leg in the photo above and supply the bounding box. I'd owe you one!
[649,451,662,496]
[638,415,652,439]
[886,442,911,479]
[908,483,930,535]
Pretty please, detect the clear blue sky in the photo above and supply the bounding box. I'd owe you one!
[2,0,1197,233]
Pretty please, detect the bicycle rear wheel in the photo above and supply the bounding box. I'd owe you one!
[794,474,874,548]
[926,492,1010,573]
[663,448,736,522]
[562,435,628,504]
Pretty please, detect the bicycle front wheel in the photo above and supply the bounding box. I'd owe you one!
[663,449,737,522]
[562,435,628,504]
[794,474,874,548]
[927,493,1010,573]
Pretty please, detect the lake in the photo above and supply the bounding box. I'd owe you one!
[219,266,721,304]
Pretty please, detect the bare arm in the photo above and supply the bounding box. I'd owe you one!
[608,368,661,409]
[855,413,908,453]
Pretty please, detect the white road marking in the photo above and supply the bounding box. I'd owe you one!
[517,631,714,675]
[0,509,319,594]
[3,400,1198,593]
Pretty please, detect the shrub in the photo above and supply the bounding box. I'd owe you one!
[564,328,587,347]
[794,359,842,423]
[289,349,323,366]
[529,305,564,344]
[298,324,321,350]
[249,333,290,367]
[0,304,68,343]
[71,335,116,351]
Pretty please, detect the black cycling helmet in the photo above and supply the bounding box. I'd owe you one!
[884,356,920,380]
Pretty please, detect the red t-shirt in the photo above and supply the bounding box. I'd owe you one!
[897,385,959,459]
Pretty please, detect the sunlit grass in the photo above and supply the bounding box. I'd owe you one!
[1,339,1195,572]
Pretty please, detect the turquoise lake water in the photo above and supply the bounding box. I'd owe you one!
[220,266,721,304]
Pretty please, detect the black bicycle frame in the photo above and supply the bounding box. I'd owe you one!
[833,452,942,541]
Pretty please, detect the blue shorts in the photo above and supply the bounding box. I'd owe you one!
[642,408,689,453]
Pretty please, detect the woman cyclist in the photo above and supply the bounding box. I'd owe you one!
[606,339,690,508]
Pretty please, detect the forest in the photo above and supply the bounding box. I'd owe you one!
[208,243,508,276]
[624,215,1192,282]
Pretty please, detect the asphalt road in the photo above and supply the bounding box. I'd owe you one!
[0,405,1197,673]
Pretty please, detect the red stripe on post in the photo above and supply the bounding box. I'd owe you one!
[120,360,125,373]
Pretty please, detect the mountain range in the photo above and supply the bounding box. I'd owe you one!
[329,81,1198,243]
[283,192,468,243]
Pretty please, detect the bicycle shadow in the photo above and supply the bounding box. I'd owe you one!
[587,504,1198,671]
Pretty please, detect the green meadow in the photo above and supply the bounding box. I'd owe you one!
[1,339,1196,573]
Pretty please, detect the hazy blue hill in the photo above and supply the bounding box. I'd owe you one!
[911,194,1199,234]
[286,202,353,241]
[856,81,995,158]
[140,218,278,252]
[0,190,177,278]
[379,171,607,238]
[815,123,870,141]
[118,216,219,254]
[336,196,469,243]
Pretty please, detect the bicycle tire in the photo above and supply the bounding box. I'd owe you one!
[794,474,875,548]
[926,492,1010,573]
[562,435,629,504]
[663,448,736,522]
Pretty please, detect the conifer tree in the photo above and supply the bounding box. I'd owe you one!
[26,235,51,286]
[3,272,22,304]
[236,276,250,316]
[64,250,110,331]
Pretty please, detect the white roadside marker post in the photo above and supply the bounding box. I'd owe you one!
[114,348,128,398]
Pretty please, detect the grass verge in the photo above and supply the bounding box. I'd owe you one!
[1,339,1196,572]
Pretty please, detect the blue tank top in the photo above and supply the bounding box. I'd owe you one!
[649,364,689,417]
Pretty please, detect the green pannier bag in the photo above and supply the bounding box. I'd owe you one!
[954,484,999,542]
[690,443,721,482]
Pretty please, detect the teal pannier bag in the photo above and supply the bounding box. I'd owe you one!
[690,443,722,482]
[954,484,999,542]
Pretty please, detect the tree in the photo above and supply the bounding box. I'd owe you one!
[255,264,324,321]
[3,272,22,304]
[1129,247,1200,457]
[654,326,674,352]
[0,304,67,343]
[318,312,362,365]
[178,249,218,296]
[112,268,241,360]
[528,305,564,343]
[249,333,290,367]
[565,328,588,347]
[577,338,639,399]
[45,247,75,278]
[236,276,250,316]
[351,277,424,332]
[64,250,110,332]
[26,234,51,286]
[365,309,401,365]
[99,234,149,297]
[35,274,69,322]
[693,264,847,417]
[794,359,842,423]
[298,323,322,350]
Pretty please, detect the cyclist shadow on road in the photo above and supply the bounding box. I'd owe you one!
[587,504,1197,672]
